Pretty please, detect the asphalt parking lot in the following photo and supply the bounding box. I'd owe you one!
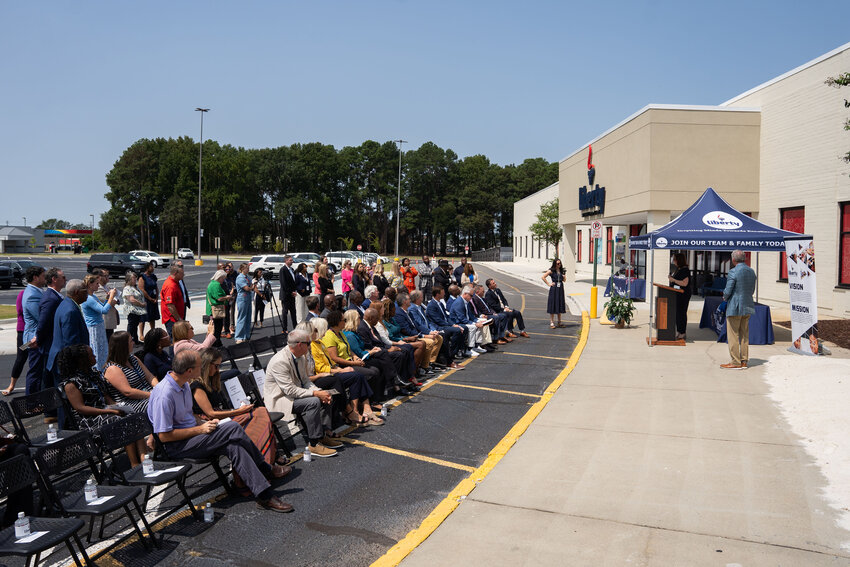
[0,263,581,567]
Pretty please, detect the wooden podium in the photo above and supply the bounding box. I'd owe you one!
[648,283,685,346]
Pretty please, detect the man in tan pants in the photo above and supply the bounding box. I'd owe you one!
[721,250,757,369]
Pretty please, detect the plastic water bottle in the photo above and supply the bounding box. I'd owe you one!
[203,502,214,523]
[142,454,154,475]
[46,423,57,443]
[84,479,98,503]
[380,404,387,419]
[303,446,312,462]
[14,512,30,539]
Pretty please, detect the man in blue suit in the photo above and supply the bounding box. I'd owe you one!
[425,287,468,362]
[722,250,756,369]
[395,293,444,374]
[449,286,486,357]
[47,279,91,374]
[22,267,46,396]
[410,290,460,369]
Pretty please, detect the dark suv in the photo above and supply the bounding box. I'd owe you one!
[87,253,148,279]
[0,261,23,286]
[0,264,11,289]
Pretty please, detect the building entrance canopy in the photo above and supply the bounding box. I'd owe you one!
[628,187,807,251]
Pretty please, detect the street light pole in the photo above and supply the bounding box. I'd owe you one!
[195,108,210,265]
[90,214,95,250]
[394,139,407,257]
[22,217,26,227]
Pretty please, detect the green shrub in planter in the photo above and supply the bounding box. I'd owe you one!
[603,292,635,327]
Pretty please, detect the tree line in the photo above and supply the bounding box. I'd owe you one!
[100,137,557,255]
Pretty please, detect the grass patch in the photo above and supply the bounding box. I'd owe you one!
[0,305,17,319]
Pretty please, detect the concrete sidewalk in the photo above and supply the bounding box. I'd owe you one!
[400,261,850,566]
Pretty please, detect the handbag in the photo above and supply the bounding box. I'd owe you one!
[211,304,226,319]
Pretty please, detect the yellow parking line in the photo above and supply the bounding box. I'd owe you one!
[435,381,542,399]
[568,292,585,296]
[338,437,475,473]
[502,352,571,361]
[370,311,590,567]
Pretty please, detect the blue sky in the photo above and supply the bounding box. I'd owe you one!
[1,1,848,227]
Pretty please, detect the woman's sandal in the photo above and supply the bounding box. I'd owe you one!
[365,414,385,426]
[550,322,556,329]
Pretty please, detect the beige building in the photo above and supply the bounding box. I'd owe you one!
[512,181,564,266]
[558,42,850,315]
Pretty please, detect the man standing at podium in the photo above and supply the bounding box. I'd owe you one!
[721,250,756,370]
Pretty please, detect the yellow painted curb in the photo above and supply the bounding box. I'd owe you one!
[370,311,590,567]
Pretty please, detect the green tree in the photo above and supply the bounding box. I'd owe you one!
[826,72,850,166]
[37,218,72,229]
[529,198,561,259]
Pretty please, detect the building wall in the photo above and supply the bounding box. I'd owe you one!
[513,182,563,267]
[724,45,850,315]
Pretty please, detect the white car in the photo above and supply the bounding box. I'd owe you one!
[129,250,170,269]
[290,253,319,275]
[248,255,288,279]
[177,248,194,259]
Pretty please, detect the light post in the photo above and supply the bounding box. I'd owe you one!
[195,107,210,265]
[90,214,95,251]
[393,139,407,257]
[22,217,26,227]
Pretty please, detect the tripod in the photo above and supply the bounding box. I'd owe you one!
[269,293,285,334]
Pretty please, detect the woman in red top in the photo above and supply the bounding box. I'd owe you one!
[401,258,418,293]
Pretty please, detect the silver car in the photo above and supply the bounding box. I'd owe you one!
[129,250,171,269]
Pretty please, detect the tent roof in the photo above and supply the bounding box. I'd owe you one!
[628,187,808,251]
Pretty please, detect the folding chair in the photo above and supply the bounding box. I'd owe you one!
[0,400,20,439]
[0,454,93,567]
[96,413,199,520]
[221,341,260,372]
[151,432,238,498]
[234,372,292,458]
[9,388,73,446]
[270,333,288,352]
[33,431,159,549]
[249,336,275,360]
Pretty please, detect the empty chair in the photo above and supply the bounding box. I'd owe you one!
[9,388,71,446]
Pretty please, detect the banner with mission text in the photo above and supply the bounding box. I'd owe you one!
[784,236,819,355]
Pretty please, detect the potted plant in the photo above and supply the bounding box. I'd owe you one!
[603,292,635,328]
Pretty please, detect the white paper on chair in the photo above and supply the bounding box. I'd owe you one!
[88,495,115,506]
[252,369,265,393]
[224,378,248,409]
[16,531,49,543]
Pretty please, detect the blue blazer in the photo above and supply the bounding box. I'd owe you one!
[426,299,452,329]
[47,297,90,371]
[394,308,419,337]
[409,304,434,334]
[445,296,457,311]
[449,297,475,325]
[37,288,64,355]
[723,263,756,317]
[22,285,44,343]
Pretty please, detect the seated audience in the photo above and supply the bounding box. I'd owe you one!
[484,278,529,338]
[142,328,173,380]
[172,320,217,355]
[104,331,159,413]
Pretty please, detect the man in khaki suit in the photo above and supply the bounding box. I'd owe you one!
[264,329,341,456]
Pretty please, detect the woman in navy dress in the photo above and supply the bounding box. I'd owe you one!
[542,258,566,328]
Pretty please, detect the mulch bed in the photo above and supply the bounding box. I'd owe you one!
[775,319,850,350]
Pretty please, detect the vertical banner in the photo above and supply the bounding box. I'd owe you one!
[784,236,819,355]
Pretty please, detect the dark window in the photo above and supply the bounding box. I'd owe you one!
[589,230,595,264]
[840,203,850,286]
[779,207,805,281]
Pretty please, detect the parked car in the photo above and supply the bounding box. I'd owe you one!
[0,264,11,289]
[0,261,24,286]
[247,255,288,279]
[87,253,148,279]
[14,259,40,272]
[324,251,357,272]
[289,253,318,275]
[129,250,170,269]
[177,248,194,259]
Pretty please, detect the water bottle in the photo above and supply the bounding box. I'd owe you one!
[46,423,57,443]
[14,512,30,539]
[303,446,312,462]
[380,404,388,419]
[203,502,214,523]
[142,454,154,475]
[84,478,98,503]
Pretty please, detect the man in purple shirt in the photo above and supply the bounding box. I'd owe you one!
[147,350,294,513]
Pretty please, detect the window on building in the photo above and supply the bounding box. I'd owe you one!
[525,236,528,258]
[840,203,850,286]
[605,227,613,265]
[577,230,582,262]
[589,230,595,263]
[779,207,805,281]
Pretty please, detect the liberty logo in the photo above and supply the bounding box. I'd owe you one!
[701,211,743,230]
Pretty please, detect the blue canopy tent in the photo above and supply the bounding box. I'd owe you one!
[627,187,809,344]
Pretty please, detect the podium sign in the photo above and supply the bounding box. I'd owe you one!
[652,283,684,344]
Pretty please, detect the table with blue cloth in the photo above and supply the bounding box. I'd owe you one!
[604,276,646,300]
[698,295,775,345]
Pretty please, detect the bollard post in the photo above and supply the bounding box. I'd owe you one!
[590,287,598,319]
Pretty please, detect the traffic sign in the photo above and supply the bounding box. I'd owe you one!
[590,221,603,240]
[357,244,362,251]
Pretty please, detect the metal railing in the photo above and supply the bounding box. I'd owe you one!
[471,247,513,262]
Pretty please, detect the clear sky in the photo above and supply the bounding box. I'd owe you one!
[1,1,848,227]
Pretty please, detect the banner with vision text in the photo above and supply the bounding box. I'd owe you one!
[784,236,819,355]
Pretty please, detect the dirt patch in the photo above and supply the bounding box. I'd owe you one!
[775,319,850,350]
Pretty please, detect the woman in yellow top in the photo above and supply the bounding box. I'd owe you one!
[309,316,384,426]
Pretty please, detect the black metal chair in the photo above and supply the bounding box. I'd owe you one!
[234,373,291,457]
[270,333,288,352]
[221,341,261,371]
[0,454,92,567]
[0,400,20,438]
[150,432,238,498]
[33,431,159,549]
[249,335,275,359]
[9,388,73,446]
[96,413,199,520]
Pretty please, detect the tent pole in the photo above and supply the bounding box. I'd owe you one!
[755,252,759,303]
[648,248,654,347]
